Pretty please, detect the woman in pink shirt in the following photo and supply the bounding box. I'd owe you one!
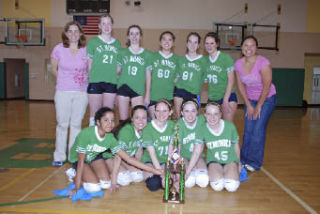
[234,35,276,172]
[51,21,89,166]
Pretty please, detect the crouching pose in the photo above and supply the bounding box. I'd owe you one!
[175,99,209,188]
[200,102,240,192]
[141,99,175,191]
[109,105,148,186]
[69,107,161,197]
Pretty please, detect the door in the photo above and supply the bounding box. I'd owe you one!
[4,58,26,99]
[311,67,320,104]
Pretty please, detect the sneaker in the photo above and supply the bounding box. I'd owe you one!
[52,161,63,167]
[244,164,255,172]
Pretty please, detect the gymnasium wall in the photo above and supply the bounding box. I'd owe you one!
[0,0,320,103]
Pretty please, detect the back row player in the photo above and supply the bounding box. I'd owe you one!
[86,14,238,124]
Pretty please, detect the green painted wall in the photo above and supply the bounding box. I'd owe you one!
[273,68,305,106]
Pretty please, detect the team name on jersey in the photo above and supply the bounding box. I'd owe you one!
[123,55,145,65]
[182,133,195,145]
[96,45,118,54]
[154,135,172,146]
[87,143,107,152]
[206,139,231,149]
[209,65,222,72]
[128,140,141,149]
[183,62,201,71]
[154,59,176,69]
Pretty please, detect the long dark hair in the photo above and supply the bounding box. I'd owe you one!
[112,105,148,139]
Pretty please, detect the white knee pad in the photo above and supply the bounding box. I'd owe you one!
[195,169,209,188]
[99,180,111,189]
[185,171,196,188]
[210,179,224,191]
[224,179,240,192]
[83,182,101,193]
[117,171,132,186]
[130,171,144,183]
[65,168,76,182]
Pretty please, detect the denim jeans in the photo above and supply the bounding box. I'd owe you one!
[240,95,276,170]
[53,91,88,162]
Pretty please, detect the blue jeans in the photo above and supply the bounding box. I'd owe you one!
[240,95,276,170]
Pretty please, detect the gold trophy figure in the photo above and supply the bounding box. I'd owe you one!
[163,126,185,204]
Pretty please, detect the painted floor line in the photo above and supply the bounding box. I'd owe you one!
[0,207,126,214]
[18,165,66,202]
[0,168,36,192]
[261,167,318,214]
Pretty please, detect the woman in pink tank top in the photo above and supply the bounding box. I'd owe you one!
[234,35,276,172]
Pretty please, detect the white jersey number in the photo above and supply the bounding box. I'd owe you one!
[102,54,114,64]
[182,71,193,81]
[158,146,168,156]
[214,151,228,161]
[128,65,138,76]
[157,69,170,78]
[207,74,218,84]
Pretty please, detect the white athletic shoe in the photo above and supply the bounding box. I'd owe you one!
[244,164,255,172]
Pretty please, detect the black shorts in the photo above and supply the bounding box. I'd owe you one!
[207,160,238,167]
[72,153,107,170]
[174,87,197,99]
[87,82,117,94]
[208,92,238,105]
[117,84,140,98]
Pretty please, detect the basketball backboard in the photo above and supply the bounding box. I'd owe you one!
[2,18,45,46]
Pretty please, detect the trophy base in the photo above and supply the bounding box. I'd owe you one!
[163,192,184,204]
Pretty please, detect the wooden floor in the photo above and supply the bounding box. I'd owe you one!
[0,100,319,214]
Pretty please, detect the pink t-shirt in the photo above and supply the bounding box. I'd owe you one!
[234,55,276,101]
[51,43,88,91]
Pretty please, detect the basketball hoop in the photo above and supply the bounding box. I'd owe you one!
[228,39,238,47]
[15,34,28,43]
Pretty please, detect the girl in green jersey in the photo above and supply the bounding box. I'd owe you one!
[117,25,152,121]
[174,32,206,119]
[175,99,209,188]
[202,102,240,192]
[68,107,161,197]
[110,105,148,187]
[204,32,237,122]
[87,14,122,126]
[149,31,178,119]
[142,99,175,191]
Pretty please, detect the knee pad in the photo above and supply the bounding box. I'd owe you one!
[130,171,144,183]
[83,182,101,193]
[145,175,162,192]
[185,171,196,188]
[224,179,240,192]
[195,169,209,188]
[99,180,111,189]
[117,171,132,186]
[210,179,224,191]
[65,168,76,182]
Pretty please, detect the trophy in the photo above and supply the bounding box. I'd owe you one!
[163,126,185,204]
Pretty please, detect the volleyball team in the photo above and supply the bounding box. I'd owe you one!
[51,14,277,199]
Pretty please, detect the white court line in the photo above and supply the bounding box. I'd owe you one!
[261,167,318,214]
[18,165,67,202]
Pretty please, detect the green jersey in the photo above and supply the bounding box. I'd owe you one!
[87,36,122,84]
[141,120,175,164]
[118,123,142,157]
[198,120,239,164]
[117,47,152,95]
[205,51,235,100]
[175,55,207,95]
[176,115,205,160]
[150,51,179,101]
[69,126,122,163]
